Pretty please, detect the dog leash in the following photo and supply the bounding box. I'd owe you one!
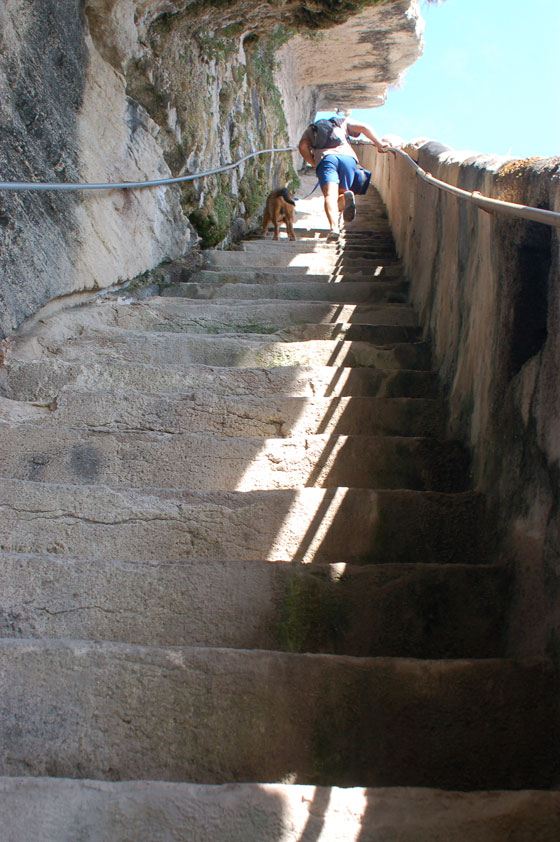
[294,180,320,201]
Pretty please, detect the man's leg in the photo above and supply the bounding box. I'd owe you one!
[322,181,341,234]
[337,190,346,214]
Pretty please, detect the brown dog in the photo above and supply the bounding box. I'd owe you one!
[262,188,297,241]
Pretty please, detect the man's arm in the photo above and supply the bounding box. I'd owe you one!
[298,135,316,167]
[346,120,391,152]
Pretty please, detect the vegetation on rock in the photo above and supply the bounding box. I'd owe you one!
[123,0,387,247]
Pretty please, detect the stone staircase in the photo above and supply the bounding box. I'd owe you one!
[0,183,558,840]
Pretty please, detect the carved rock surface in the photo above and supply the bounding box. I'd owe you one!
[0,0,422,338]
[0,171,556,837]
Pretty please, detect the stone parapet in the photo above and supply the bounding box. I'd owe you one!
[361,138,560,661]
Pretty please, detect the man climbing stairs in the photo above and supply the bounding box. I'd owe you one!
[0,182,558,839]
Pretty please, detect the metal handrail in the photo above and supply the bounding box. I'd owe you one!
[1,137,558,229]
[0,146,298,192]
[388,146,560,229]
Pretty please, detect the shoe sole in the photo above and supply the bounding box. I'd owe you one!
[343,191,356,222]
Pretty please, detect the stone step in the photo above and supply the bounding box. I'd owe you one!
[262,231,396,246]
[203,250,402,272]
[162,279,409,303]
[1,780,559,842]
[270,323,420,343]
[35,327,432,370]
[294,224,393,236]
[0,423,469,492]
[9,297,420,340]
[1,358,441,403]
[0,553,508,658]
[106,303,421,341]
[118,299,420,332]
[0,479,484,565]
[50,297,418,340]
[11,295,419,341]
[140,295,419,324]
[184,264,405,282]
[21,391,445,438]
[244,240,398,256]
[0,639,554,789]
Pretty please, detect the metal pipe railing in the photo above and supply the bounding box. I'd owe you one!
[0,146,298,192]
[1,138,558,230]
[388,146,560,229]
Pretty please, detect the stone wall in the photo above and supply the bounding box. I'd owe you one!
[361,139,560,661]
[0,0,422,339]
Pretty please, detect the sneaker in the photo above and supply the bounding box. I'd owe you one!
[326,230,340,243]
[343,190,356,222]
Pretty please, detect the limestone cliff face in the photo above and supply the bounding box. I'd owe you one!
[0,0,422,338]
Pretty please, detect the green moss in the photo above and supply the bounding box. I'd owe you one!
[219,22,245,38]
[290,0,382,31]
[188,208,225,248]
[187,173,237,247]
[311,671,372,784]
[194,28,239,62]
[129,5,301,245]
[288,172,301,193]
[239,161,268,216]
[204,323,278,335]
[275,571,348,653]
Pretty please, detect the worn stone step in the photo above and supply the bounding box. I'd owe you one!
[16,391,445,438]
[146,295,419,324]
[203,249,402,272]
[0,479,484,565]
[113,313,420,344]
[11,298,419,342]
[0,423,468,492]
[258,233,396,249]
[162,279,409,303]
[33,327,431,370]
[1,358,440,403]
[272,323,420,343]
[104,304,421,342]
[244,240,398,256]
[0,553,508,658]
[294,224,393,237]
[1,780,559,842]
[183,264,405,282]
[98,297,420,332]
[45,296,418,340]
[0,639,554,789]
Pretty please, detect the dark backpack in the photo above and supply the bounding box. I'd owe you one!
[351,164,372,195]
[310,117,346,150]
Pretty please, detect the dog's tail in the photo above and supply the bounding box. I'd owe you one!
[279,187,296,206]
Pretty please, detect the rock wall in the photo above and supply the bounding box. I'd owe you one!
[362,139,560,662]
[0,0,422,339]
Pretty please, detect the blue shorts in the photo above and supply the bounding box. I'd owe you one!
[316,154,358,191]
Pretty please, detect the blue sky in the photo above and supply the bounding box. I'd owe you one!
[321,0,559,159]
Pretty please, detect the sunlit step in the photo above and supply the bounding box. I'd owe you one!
[203,249,402,272]
[104,300,420,334]
[2,780,559,842]
[0,423,469,491]
[4,391,444,438]
[162,279,409,303]
[1,359,440,403]
[0,479,484,565]
[183,264,405,282]
[29,327,431,370]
